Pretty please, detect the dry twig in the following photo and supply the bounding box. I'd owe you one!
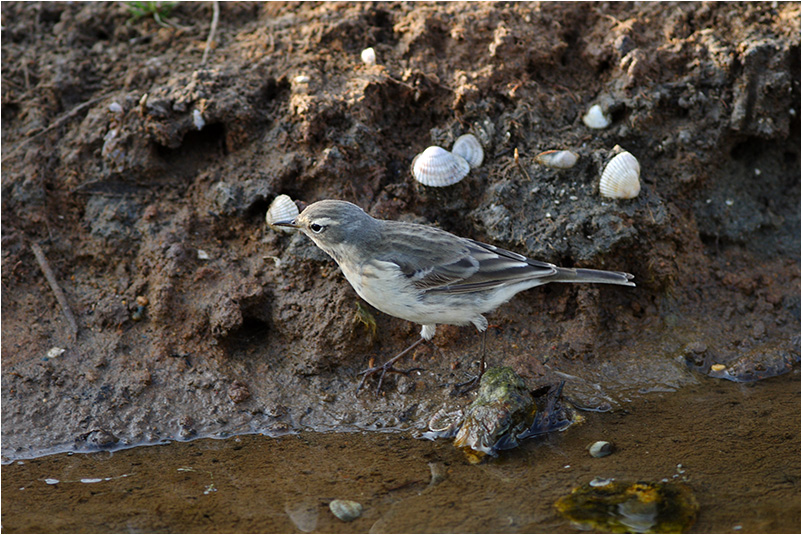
[30,242,79,339]
[201,1,220,66]
[2,94,107,164]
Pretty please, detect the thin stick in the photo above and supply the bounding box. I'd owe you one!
[2,94,107,164]
[515,148,532,181]
[30,242,79,339]
[201,1,220,66]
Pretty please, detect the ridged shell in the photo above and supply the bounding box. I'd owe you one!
[583,104,611,129]
[428,408,464,435]
[600,151,641,199]
[451,134,484,168]
[535,150,579,169]
[329,500,363,522]
[411,146,470,187]
[266,194,300,229]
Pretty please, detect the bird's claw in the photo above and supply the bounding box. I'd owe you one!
[356,361,423,395]
[451,374,481,396]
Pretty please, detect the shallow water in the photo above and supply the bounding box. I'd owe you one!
[2,372,798,533]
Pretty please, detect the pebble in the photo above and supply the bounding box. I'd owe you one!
[329,499,363,522]
[589,441,613,458]
[228,381,251,403]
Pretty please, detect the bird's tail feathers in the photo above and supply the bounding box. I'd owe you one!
[548,267,635,287]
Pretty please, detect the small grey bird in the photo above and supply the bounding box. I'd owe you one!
[275,200,634,392]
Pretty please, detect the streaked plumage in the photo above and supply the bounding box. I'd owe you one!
[275,200,634,344]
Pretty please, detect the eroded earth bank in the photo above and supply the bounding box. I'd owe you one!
[2,1,799,477]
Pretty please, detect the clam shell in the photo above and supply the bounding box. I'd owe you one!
[266,194,300,229]
[428,408,464,435]
[535,150,579,169]
[583,104,611,129]
[600,151,641,199]
[329,500,363,522]
[451,133,484,168]
[411,146,470,187]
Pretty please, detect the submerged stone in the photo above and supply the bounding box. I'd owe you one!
[555,479,699,533]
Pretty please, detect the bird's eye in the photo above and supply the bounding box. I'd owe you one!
[310,223,324,234]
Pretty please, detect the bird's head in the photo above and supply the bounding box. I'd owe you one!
[273,200,378,260]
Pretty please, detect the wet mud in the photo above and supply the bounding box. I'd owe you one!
[1,1,800,531]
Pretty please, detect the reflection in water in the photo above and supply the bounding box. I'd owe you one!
[1,375,799,533]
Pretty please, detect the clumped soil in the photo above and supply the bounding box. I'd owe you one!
[2,1,799,466]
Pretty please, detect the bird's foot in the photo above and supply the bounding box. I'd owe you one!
[450,348,487,396]
[356,358,423,395]
[356,337,426,395]
[451,373,481,396]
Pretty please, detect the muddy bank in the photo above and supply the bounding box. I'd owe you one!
[1,2,800,463]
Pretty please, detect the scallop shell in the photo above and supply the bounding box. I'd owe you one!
[266,194,300,229]
[329,500,363,522]
[451,134,484,168]
[411,146,470,187]
[583,104,611,129]
[535,150,579,169]
[600,151,641,199]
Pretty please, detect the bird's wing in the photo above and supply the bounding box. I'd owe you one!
[375,222,482,290]
[426,239,558,293]
[375,221,557,293]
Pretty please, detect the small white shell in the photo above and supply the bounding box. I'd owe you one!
[535,150,579,169]
[329,500,363,522]
[583,104,611,129]
[192,109,205,131]
[411,146,470,187]
[266,194,300,229]
[451,134,484,168]
[360,47,376,65]
[600,151,641,199]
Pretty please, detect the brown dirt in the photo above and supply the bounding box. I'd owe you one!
[1,0,799,473]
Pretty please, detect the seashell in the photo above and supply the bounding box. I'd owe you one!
[285,499,318,532]
[192,109,205,131]
[46,347,66,359]
[411,146,470,187]
[329,499,363,522]
[428,408,464,435]
[599,150,641,199]
[360,47,376,65]
[588,440,613,458]
[451,133,484,168]
[589,476,615,487]
[535,150,579,169]
[266,194,300,230]
[583,104,611,129]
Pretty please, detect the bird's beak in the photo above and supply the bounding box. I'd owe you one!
[271,219,299,229]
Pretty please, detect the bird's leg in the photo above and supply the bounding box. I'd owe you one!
[452,330,488,395]
[356,337,426,395]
